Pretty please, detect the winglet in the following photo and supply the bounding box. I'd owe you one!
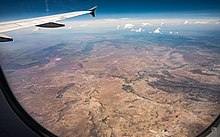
[89,6,97,17]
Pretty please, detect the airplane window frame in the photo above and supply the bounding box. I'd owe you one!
[0,66,57,137]
[0,3,219,136]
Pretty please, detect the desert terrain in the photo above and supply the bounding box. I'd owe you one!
[1,33,220,137]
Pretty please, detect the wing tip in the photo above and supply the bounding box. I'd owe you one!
[89,6,97,17]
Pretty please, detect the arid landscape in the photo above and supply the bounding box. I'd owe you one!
[1,32,220,137]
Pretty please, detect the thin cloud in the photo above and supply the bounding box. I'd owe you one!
[184,20,192,24]
[215,20,220,24]
[124,23,134,28]
[80,24,88,27]
[131,28,144,32]
[194,21,209,24]
[142,22,152,26]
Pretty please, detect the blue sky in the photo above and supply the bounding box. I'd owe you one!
[0,0,220,20]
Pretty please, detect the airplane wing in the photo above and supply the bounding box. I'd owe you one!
[0,6,97,42]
